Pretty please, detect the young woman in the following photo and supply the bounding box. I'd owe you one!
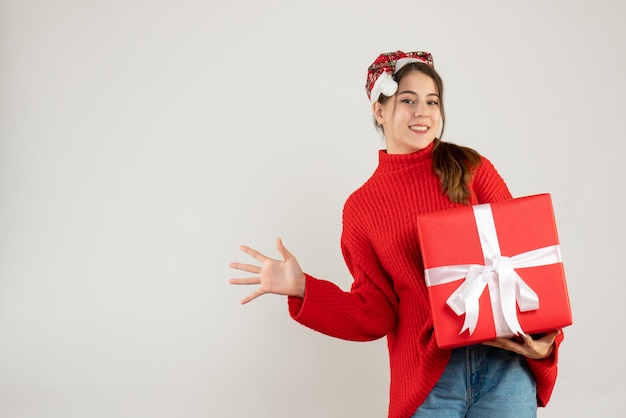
[229,51,563,418]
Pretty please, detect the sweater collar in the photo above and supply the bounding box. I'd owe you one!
[376,141,435,173]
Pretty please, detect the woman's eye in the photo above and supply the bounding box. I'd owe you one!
[428,100,439,106]
[401,99,414,104]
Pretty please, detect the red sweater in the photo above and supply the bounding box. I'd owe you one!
[288,143,562,418]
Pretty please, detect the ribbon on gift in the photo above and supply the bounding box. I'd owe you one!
[424,203,563,337]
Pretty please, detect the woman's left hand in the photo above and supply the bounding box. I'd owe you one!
[482,330,561,360]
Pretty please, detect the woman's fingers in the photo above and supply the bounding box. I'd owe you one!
[539,330,560,343]
[229,277,261,285]
[520,334,534,347]
[240,289,265,305]
[229,261,261,273]
[482,330,559,359]
[240,244,270,263]
[276,237,293,260]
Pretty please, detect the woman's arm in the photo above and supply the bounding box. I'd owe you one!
[229,236,398,341]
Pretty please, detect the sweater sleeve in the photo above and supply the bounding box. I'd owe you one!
[287,197,398,342]
[526,330,565,406]
[472,156,513,203]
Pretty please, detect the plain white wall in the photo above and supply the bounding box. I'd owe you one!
[1,0,624,417]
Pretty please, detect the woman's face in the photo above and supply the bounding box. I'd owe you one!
[373,70,441,154]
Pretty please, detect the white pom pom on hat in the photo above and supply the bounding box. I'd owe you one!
[378,73,399,97]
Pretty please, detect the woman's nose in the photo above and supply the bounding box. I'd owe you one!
[414,102,429,117]
[414,108,429,117]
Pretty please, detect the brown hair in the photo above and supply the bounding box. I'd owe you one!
[376,62,481,204]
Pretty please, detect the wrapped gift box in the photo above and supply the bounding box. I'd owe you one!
[416,194,572,349]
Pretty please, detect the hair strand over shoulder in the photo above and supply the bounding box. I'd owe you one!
[432,139,482,204]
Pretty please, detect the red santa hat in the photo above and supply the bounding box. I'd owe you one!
[365,50,434,103]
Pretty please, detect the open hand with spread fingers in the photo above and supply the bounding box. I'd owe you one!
[229,238,306,304]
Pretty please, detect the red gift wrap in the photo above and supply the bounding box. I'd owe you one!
[416,194,573,349]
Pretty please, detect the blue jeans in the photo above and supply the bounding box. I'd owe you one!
[411,345,537,418]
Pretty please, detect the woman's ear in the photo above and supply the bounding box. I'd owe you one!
[372,101,385,126]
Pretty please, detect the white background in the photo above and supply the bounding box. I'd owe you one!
[1,0,624,417]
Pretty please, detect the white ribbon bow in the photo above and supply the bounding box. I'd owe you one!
[424,204,562,337]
